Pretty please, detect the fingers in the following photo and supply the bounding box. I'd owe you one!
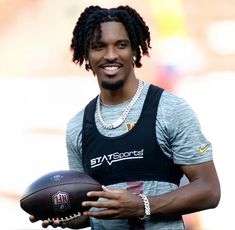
[86,189,107,199]
[82,186,143,220]
[83,199,116,210]
[82,186,123,219]
[86,185,119,199]
[29,215,37,223]
[29,216,51,228]
[29,217,63,229]
[102,185,112,192]
[83,186,128,209]
[83,187,118,209]
[83,208,119,219]
[41,219,63,228]
[41,220,50,228]
[29,215,83,229]
[51,219,61,228]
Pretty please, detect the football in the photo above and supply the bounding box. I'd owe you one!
[20,170,102,222]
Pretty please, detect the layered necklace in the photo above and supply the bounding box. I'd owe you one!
[96,80,143,130]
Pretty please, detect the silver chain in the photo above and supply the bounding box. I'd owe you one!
[96,80,143,129]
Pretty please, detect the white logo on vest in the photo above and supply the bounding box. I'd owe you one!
[90,149,144,168]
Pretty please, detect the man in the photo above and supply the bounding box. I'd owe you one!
[31,5,220,229]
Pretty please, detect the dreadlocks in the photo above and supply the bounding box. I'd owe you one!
[70,5,151,70]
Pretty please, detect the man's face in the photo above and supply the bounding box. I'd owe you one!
[88,21,135,90]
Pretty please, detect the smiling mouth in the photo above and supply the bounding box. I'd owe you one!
[103,66,119,71]
[101,65,121,76]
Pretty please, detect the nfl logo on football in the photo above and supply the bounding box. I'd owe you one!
[52,191,71,212]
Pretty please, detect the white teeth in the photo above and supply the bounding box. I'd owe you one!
[103,66,119,71]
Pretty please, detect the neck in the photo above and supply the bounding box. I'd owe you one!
[96,79,143,129]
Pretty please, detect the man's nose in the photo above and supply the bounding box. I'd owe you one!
[104,46,118,61]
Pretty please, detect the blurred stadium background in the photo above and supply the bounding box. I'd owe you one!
[1,0,234,229]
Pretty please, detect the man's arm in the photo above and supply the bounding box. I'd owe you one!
[148,160,220,216]
[81,160,220,219]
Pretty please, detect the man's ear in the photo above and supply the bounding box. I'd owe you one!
[133,50,137,59]
[85,59,92,71]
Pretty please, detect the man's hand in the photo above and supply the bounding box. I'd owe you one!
[82,185,144,219]
[29,214,90,229]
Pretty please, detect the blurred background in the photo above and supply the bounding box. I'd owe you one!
[0,0,234,229]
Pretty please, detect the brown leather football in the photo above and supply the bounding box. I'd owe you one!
[20,170,102,222]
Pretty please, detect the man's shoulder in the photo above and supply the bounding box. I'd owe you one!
[160,90,187,106]
[157,90,187,114]
[66,108,85,136]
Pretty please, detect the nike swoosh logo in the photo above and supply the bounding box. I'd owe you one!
[199,144,210,153]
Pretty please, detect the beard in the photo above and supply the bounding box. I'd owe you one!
[101,79,124,91]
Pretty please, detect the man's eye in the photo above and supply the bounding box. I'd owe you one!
[92,44,103,50]
[118,43,128,48]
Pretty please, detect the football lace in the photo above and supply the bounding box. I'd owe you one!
[47,211,82,223]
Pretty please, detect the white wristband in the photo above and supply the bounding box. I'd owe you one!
[138,194,151,221]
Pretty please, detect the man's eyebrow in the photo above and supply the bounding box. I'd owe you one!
[91,39,130,45]
[117,39,130,43]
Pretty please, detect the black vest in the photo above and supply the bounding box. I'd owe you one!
[82,85,183,186]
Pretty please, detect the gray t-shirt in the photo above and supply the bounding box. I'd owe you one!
[66,82,212,230]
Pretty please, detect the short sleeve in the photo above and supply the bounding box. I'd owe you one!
[66,109,85,172]
[156,91,213,165]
